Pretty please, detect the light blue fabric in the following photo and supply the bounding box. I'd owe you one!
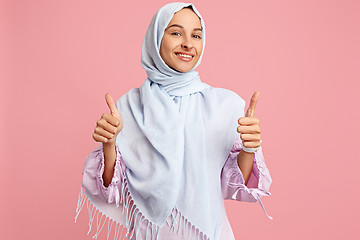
[115,2,246,239]
[140,2,208,96]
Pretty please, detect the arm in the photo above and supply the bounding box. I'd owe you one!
[236,91,261,186]
[237,151,254,186]
[222,136,272,203]
[92,93,124,187]
[221,138,272,219]
[81,144,125,206]
[102,143,117,187]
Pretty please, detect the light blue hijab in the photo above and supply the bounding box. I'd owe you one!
[115,2,245,239]
[140,3,208,97]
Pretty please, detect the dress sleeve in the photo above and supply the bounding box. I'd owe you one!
[81,144,126,207]
[221,136,273,219]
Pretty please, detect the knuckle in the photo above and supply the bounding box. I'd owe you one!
[249,134,255,141]
[93,134,99,142]
[97,119,104,126]
[95,126,103,134]
[109,127,117,137]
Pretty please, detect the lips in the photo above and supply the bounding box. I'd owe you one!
[175,52,194,62]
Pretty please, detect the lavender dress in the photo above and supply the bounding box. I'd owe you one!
[75,136,272,240]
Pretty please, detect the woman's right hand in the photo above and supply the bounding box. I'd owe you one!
[92,93,123,146]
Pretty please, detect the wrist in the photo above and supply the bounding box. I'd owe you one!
[102,143,116,165]
[239,150,254,156]
[103,142,116,150]
[240,139,262,153]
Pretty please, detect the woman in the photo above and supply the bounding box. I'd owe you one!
[75,2,272,240]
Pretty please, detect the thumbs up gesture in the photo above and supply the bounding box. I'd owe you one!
[237,91,262,150]
[92,93,123,146]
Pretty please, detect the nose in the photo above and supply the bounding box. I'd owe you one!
[181,36,193,49]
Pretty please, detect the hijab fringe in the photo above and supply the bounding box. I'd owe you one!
[75,172,211,240]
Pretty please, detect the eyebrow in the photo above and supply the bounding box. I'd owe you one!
[166,24,202,31]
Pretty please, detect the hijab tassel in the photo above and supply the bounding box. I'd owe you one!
[106,219,114,240]
[92,211,107,239]
[87,199,97,235]
[74,185,86,223]
[74,171,212,239]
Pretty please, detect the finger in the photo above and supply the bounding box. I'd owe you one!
[97,118,118,134]
[93,133,110,143]
[94,127,115,139]
[242,140,261,148]
[238,117,260,126]
[105,93,119,116]
[102,113,120,127]
[240,133,261,141]
[245,91,260,117]
[237,125,261,134]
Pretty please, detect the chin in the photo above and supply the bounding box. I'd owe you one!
[174,64,195,73]
[178,68,191,73]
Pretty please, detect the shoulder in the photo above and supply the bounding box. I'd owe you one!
[116,88,140,102]
[201,87,246,109]
[114,88,140,110]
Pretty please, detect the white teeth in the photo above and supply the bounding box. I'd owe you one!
[177,53,193,58]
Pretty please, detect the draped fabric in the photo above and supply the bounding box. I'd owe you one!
[114,2,245,238]
[75,2,269,239]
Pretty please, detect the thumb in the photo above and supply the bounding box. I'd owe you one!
[245,91,260,117]
[105,93,120,117]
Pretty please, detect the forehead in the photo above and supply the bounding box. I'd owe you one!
[167,8,202,28]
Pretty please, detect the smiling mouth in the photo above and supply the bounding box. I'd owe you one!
[175,52,194,62]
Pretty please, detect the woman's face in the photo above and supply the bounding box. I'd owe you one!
[160,8,203,73]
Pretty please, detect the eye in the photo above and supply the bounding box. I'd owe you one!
[171,32,181,36]
[193,34,202,39]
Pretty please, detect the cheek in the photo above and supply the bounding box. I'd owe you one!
[160,43,170,62]
[161,41,174,59]
[196,42,203,55]
[196,46,202,59]
[160,41,176,68]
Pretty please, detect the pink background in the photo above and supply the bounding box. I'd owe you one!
[1,0,359,239]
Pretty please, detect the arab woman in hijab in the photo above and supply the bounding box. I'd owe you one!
[75,2,272,240]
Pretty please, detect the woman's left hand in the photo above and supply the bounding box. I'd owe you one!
[237,91,261,149]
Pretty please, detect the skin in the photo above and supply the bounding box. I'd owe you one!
[237,91,262,185]
[92,93,123,186]
[160,8,203,73]
[94,8,262,187]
